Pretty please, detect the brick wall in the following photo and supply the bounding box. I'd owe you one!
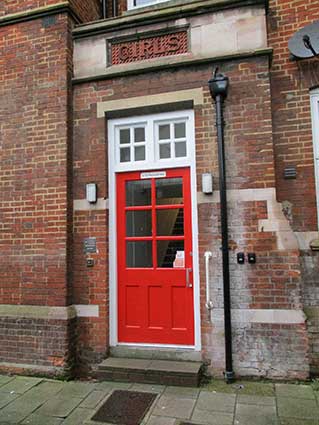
[268,0,319,232]
[0,2,77,371]
[268,0,319,376]
[0,316,76,371]
[0,0,101,23]
[73,56,308,377]
[0,13,72,308]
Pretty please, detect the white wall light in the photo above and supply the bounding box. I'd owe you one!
[202,173,213,194]
[86,183,97,204]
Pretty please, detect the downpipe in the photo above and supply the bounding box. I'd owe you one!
[208,69,235,384]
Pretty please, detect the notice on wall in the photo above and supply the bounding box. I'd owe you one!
[84,237,97,254]
[173,251,185,268]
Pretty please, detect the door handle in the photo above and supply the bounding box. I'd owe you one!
[186,268,193,288]
[204,251,213,310]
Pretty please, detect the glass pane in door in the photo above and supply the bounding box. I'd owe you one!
[156,208,184,236]
[126,241,153,268]
[157,240,185,268]
[126,180,151,206]
[156,178,183,205]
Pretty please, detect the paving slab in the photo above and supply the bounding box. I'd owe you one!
[236,402,276,417]
[61,407,94,425]
[237,395,276,406]
[130,383,165,393]
[196,391,236,413]
[94,380,132,391]
[277,397,319,419]
[0,383,57,423]
[145,415,176,425]
[56,382,97,399]
[152,395,196,419]
[79,391,108,409]
[191,408,234,425]
[0,376,15,388]
[0,397,40,424]
[0,376,42,395]
[275,384,315,400]
[27,381,64,399]
[22,413,64,425]
[279,418,319,425]
[235,415,278,425]
[163,386,200,399]
[36,396,84,418]
[0,391,20,409]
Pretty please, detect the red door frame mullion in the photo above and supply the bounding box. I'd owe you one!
[151,178,157,269]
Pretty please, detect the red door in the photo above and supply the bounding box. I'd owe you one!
[117,167,194,345]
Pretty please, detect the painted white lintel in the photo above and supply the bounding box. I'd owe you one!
[97,89,204,118]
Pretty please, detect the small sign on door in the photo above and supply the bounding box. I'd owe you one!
[173,251,185,268]
[140,171,166,179]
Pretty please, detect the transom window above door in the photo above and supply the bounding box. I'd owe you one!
[111,110,194,171]
[127,0,169,10]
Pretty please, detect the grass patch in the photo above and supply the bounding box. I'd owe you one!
[202,379,275,396]
[311,379,319,392]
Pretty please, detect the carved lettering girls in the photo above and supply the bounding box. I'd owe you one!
[111,31,188,65]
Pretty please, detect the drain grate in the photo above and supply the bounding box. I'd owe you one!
[91,390,157,425]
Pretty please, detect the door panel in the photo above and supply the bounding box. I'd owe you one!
[117,168,194,345]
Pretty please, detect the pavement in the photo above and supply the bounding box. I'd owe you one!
[0,374,318,425]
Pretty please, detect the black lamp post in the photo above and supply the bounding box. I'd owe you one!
[208,68,234,384]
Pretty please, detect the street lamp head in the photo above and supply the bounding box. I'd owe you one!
[208,68,229,100]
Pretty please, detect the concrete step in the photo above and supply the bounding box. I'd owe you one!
[93,357,204,387]
[109,345,202,362]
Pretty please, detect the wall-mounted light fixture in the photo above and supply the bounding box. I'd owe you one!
[202,173,213,194]
[86,183,97,204]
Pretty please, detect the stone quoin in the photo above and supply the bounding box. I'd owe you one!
[0,0,318,381]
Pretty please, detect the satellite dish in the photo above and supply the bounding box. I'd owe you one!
[288,20,319,59]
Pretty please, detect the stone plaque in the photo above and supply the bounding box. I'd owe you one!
[111,30,188,65]
[84,238,97,254]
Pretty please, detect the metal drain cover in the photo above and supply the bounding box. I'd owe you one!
[91,390,157,424]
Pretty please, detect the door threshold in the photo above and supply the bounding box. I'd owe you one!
[110,344,202,362]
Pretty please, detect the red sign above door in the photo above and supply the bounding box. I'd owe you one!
[111,31,188,65]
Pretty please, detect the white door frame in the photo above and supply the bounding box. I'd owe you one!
[108,110,202,351]
[310,88,319,228]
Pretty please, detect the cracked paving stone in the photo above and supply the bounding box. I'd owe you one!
[0,391,20,409]
[22,413,64,425]
[237,395,276,406]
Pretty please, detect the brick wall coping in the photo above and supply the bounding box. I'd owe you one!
[0,304,99,320]
[73,47,273,85]
[0,2,81,27]
[73,0,268,39]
